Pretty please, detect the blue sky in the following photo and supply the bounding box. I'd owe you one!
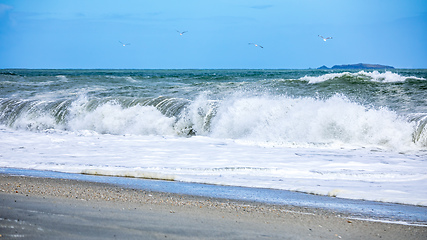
[0,0,426,69]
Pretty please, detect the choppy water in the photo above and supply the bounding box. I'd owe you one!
[1,69,426,205]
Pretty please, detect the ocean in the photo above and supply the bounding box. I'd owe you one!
[1,69,426,206]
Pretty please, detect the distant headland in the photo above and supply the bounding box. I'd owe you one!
[318,63,394,70]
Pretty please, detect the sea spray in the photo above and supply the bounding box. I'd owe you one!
[410,113,427,147]
[176,93,219,135]
[1,69,426,206]
[300,70,425,83]
[68,96,177,135]
[208,94,417,149]
[0,93,424,150]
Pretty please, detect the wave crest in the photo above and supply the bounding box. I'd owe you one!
[68,98,177,135]
[1,94,425,150]
[207,94,419,149]
[300,71,426,83]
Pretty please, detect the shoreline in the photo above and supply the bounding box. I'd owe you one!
[1,168,427,224]
[0,173,426,239]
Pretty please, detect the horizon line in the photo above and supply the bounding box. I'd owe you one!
[2,67,426,70]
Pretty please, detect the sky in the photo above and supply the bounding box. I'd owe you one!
[0,0,426,69]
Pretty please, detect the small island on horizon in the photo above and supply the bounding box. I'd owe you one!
[318,63,395,70]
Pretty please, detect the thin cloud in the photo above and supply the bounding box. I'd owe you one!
[0,4,13,16]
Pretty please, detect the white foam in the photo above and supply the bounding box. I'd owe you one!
[68,97,176,135]
[359,70,425,82]
[4,93,423,150]
[207,94,418,150]
[2,70,426,207]
[300,71,425,83]
[125,76,138,83]
[81,169,176,181]
[0,128,426,206]
[106,75,138,83]
[55,75,69,82]
[300,72,351,83]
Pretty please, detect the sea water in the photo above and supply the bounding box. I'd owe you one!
[0,69,426,206]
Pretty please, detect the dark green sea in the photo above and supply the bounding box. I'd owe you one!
[1,69,426,145]
[1,69,426,207]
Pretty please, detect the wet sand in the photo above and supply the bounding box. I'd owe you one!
[0,174,426,239]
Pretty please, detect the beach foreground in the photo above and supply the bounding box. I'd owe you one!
[0,175,426,239]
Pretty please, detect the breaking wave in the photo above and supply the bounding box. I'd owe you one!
[1,93,426,150]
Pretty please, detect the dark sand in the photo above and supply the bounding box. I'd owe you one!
[0,174,426,239]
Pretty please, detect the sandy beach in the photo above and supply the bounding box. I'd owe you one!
[0,174,425,239]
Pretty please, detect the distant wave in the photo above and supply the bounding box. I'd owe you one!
[299,71,426,83]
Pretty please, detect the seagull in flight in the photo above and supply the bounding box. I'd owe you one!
[119,41,131,46]
[248,43,263,48]
[177,30,188,36]
[318,35,333,41]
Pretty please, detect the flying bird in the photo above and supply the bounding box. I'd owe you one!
[177,30,188,36]
[248,43,263,48]
[119,41,131,46]
[318,35,333,41]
